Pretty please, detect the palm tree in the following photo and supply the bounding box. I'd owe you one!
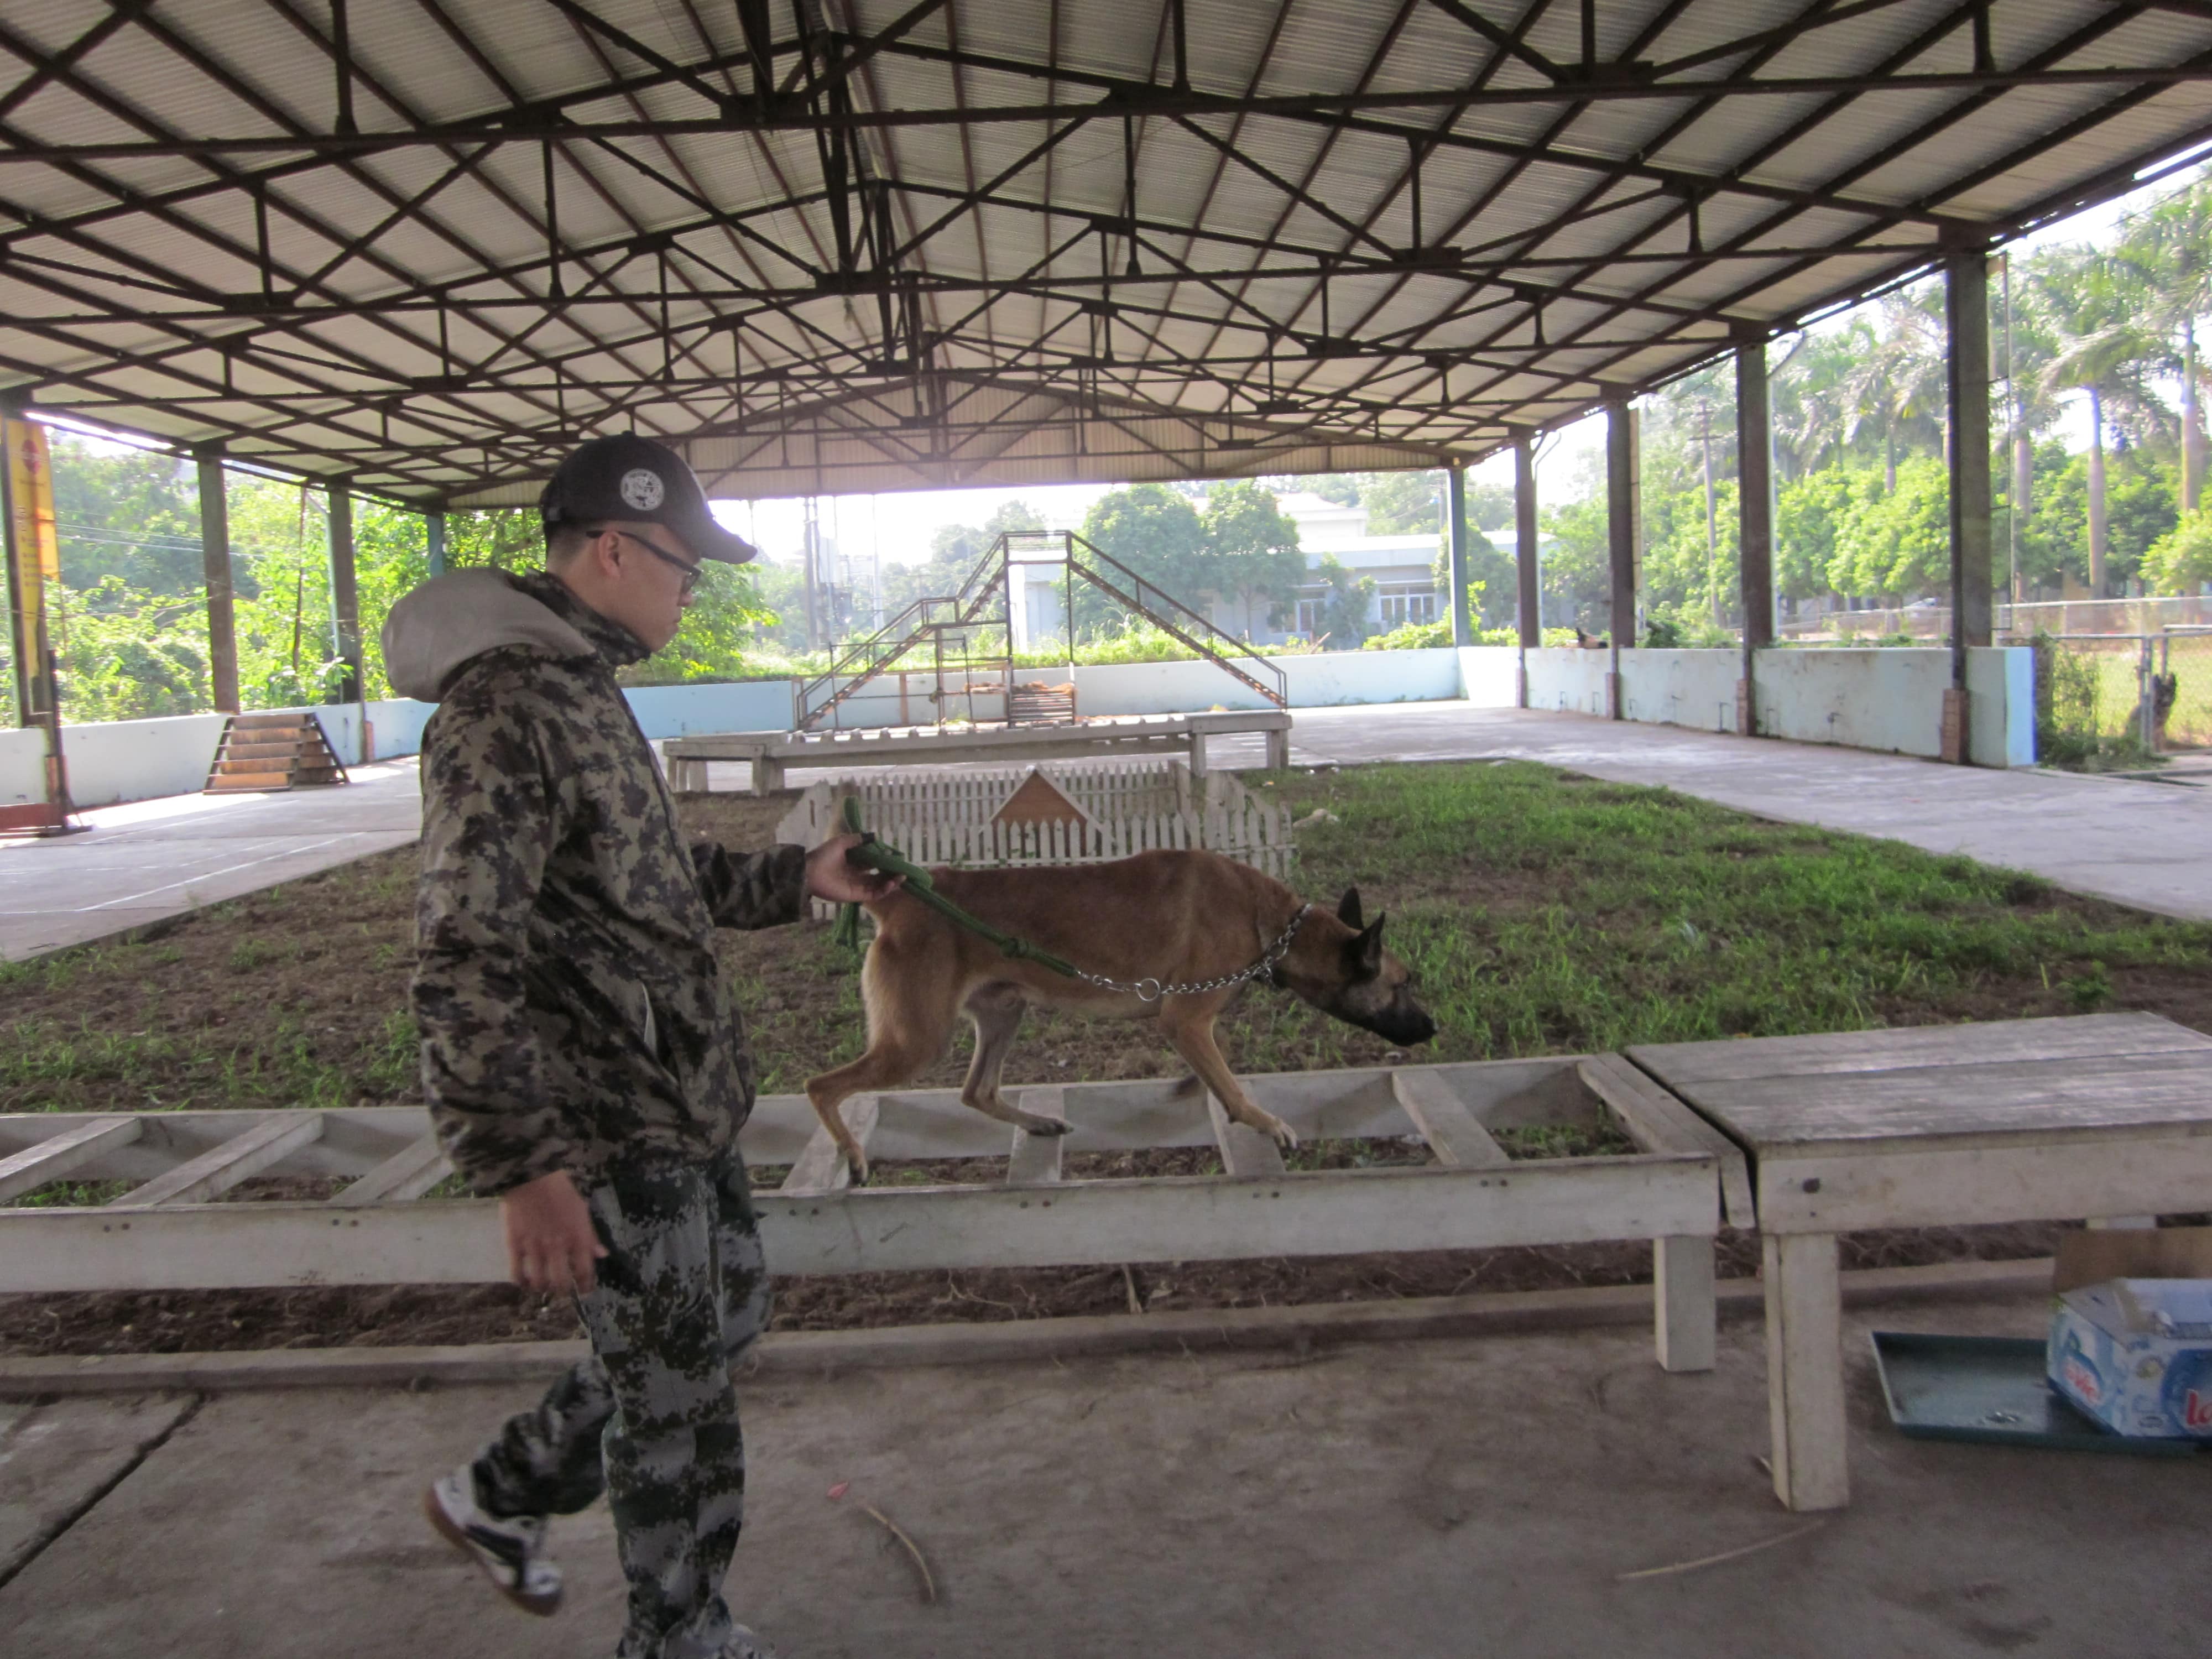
[1842,289,1947,492]
[2031,248,2161,595]
[2117,176,2212,512]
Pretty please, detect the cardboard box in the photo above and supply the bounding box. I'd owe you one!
[2048,1228,2212,1439]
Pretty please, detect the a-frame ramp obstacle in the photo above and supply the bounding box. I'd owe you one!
[204,713,349,794]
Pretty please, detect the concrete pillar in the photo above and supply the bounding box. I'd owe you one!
[327,478,362,703]
[1947,246,1994,762]
[1446,460,1473,648]
[426,509,447,577]
[1736,337,1774,737]
[1605,400,1640,718]
[1514,432,1539,707]
[195,445,240,714]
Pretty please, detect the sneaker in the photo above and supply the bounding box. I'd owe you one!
[423,1464,563,1616]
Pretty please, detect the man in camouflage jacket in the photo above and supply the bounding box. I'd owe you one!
[385,434,894,1659]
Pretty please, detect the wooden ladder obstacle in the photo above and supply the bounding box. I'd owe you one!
[204,712,349,794]
[1007,680,1077,725]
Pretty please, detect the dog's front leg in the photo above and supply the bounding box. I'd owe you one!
[959,983,1073,1137]
[1158,995,1297,1151]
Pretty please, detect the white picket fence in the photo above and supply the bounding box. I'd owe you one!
[779,761,1293,917]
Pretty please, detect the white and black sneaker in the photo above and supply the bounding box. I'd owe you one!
[424,1464,564,1616]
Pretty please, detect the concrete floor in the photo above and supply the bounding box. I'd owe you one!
[4,1288,2206,1658]
[0,760,422,961]
[8,703,2210,964]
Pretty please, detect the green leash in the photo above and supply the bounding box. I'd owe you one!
[831,794,1081,978]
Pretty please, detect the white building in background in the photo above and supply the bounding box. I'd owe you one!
[1008,493,1447,654]
[1268,491,1441,645]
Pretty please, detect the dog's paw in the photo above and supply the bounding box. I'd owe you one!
[1169,1073,1206,1098]
[1265,1117,1300,1151]
[843,1149,872,1187]
[1017,1113,1075,1138]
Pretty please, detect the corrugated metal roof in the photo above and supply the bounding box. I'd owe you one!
[5,0,2211,498]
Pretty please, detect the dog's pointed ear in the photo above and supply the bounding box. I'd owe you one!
[1336,886,1364,930]
[1347,914,1386,975]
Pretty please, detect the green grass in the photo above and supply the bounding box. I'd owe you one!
[1227,760,2212,1061]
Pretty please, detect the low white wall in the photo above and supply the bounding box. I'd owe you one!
[1457,646,1521,708]
[1623,650,1743,733]
[9,639,2043,813]
[624,680,794,740]
[0,726,48,806]
[1524,649,1615,719]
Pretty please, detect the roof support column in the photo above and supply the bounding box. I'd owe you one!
[1606,400,1640,720]
[1736,335,1773,738]
[195,445,239,715]
[1946,245,1994,764]
[327,479,362,705]
[1446,459,1472,649]
[1514,432,1539,708]
[426,510,446,578]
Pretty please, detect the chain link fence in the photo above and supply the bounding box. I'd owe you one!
[2015,628,2212,769]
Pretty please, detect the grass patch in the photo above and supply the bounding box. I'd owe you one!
[1,765,2208,1119]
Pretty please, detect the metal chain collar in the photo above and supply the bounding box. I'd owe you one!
[1071,904,1313,1004]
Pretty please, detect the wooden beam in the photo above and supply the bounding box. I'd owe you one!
[781,1094,880,1194]
[1392,1068,1510,1169]
[1577,1055,1755,1227]
[0,1154,1719,1291]
[0,1117,143,1205]
[1207,1091,1287,1178]
[108,1113,324,1209]
[1764,1231,1849,1511]
[330,1133,451,1207]
[1006,1086,1066,1185]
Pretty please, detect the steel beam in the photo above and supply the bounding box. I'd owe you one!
[1947,246,1994,709]
[1515,432,1540,660]
[1447,458,1472,648]
[195,445,239,714]
[1736,335,1772,737]
[327,479,362,704]
[1606,400,1639,717]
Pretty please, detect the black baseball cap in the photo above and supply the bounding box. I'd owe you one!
[539,432,757,564]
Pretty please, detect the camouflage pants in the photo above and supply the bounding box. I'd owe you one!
[473,1148,771,1659]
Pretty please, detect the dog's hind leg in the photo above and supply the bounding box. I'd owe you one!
[958,983,1073,1136]
[804,925,963,1184]
[1157,995,1297,1151]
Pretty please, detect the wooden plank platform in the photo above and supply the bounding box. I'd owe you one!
[0,1055,1727,1372]
[1634,1011,2212,1514]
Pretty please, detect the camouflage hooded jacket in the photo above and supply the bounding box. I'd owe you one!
[382,567,806,1196]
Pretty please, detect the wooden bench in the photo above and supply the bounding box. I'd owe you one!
[665,709,1293,796]
[1632,1012,2212,1512]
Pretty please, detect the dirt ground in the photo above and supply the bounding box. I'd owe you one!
[4,768,2210,1357]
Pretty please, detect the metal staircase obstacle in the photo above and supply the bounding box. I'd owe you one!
[795,530,1288,732]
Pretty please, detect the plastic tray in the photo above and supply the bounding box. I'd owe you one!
[1869,1331,2206,1457]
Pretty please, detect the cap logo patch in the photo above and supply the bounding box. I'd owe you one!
[619,467,665,512]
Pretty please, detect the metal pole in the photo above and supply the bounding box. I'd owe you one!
[0,413,27,729]
[2002,253,2020,613]
[1514,432,1539,707]
[327,478,362,703]
[426,510,447,578]
[1447,460,1472,648]
[1736,335,1775,737]
[1606,401,1639,717]
[196,444,239,714]
[1947,245,1995,764]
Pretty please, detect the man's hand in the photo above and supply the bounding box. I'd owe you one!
[806,832,904,906]
[500,1170,607,1295]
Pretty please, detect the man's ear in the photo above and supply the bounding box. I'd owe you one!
[1336,886,1364,930]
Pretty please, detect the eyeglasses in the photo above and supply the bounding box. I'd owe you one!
[612,529,703,596]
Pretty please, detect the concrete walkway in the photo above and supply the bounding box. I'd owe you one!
[1276,702,2212,923]
[6,1287,2206,1658]
[0,760,423,962]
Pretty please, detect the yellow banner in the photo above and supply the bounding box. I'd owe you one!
[4,415,59,582]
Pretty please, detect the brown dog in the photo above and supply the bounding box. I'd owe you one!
[802,847,1437,1183]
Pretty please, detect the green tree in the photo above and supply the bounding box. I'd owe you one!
[1200,479,1305,629]
[2142,505,2212,593]
[1074,483,1209,636]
